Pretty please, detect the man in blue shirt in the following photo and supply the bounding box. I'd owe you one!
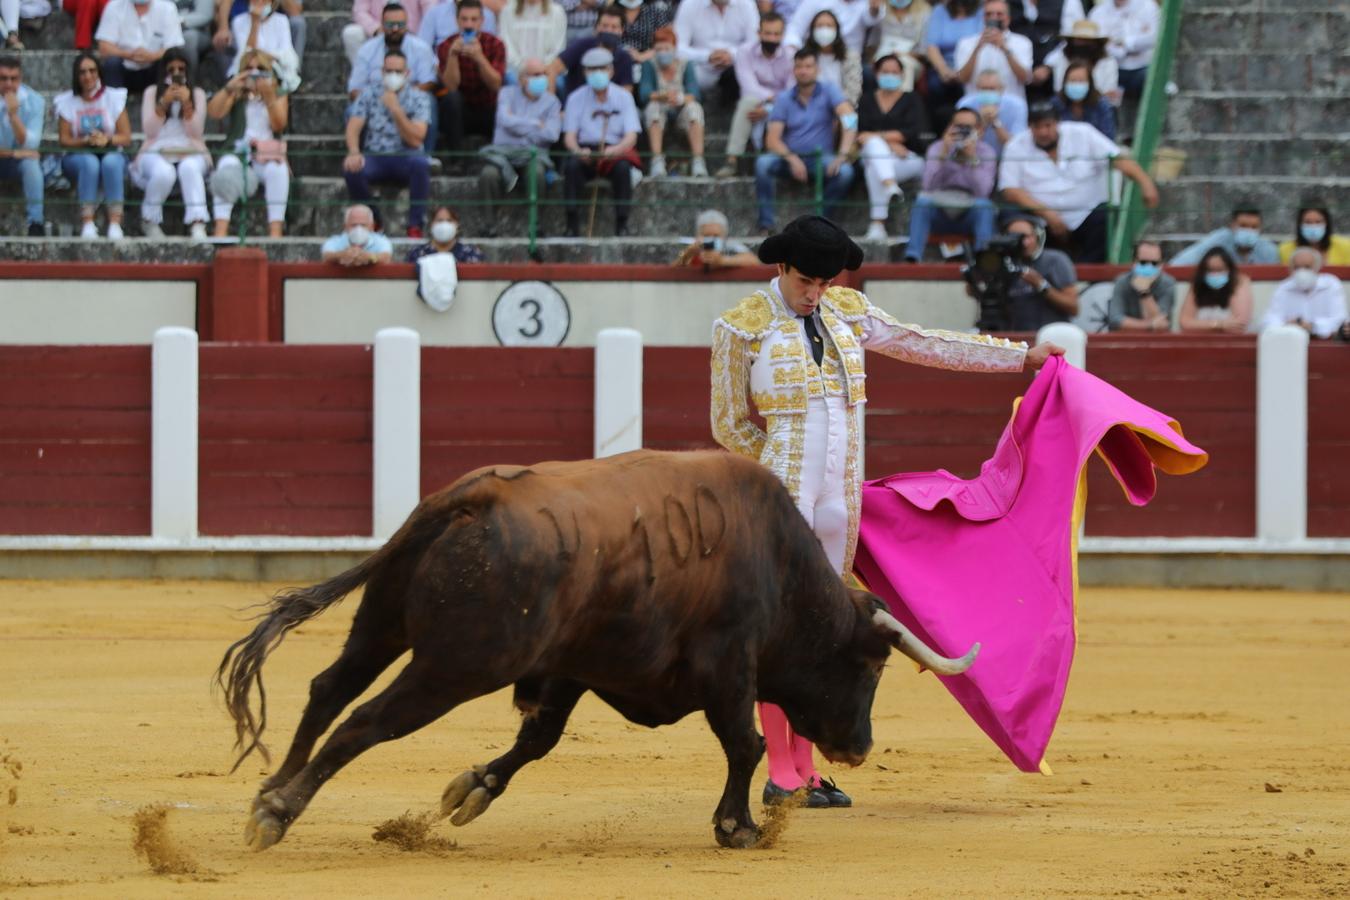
[0,55,45,236]
[561,46,641,237]
[1170,206,1281,267]
[321,203,395,265]
[755,48,857,233]
[478,56,563,231]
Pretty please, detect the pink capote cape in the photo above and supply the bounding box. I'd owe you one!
[853,356,1208,774]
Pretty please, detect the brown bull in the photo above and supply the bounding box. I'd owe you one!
[217,449,977,850]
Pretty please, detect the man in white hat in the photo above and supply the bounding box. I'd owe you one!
[560,44,641,236]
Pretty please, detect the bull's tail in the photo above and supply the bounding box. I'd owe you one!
[215,545,390,772]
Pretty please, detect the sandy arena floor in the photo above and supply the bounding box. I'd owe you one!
[1,579,1348,898]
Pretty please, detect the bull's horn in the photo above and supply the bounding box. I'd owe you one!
[872,610,980,676]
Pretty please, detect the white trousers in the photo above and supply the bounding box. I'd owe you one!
[132,152,210,225]
[768,395,851,575]
[211,154,290,224]
[0,0,18,37]
[860,135,925,220]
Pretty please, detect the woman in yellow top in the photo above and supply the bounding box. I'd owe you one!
[1279,204,1350,266]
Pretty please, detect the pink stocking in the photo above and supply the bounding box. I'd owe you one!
[758,702,805,790]
[790,733,820,786]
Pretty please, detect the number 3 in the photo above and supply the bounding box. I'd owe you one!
[518,299,543,338]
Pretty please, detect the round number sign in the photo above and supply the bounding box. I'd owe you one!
[491,281,571,347]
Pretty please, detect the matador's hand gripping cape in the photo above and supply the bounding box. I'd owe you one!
[853,356,1208,773]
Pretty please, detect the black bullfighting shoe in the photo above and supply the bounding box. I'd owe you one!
[762,779,829,808]
[812,777,852,808]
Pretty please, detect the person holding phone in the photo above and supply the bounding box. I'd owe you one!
[54,50,132,239]
[207,47,290,237]
[671,209,757,268]
[132,46,212,238]
[437,0,506,155]
[901,107,997,261]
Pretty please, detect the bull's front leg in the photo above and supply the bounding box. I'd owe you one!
[703,689,764,849]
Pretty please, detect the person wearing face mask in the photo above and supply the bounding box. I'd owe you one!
[1280,204,1350,267]
[1011,0,1084,98]
[207,48,291,238]
[716,11,792,178]
[784,0,880,57]
[639,26,707,178]
[437,0,507,155]
[672,0,757,96]
[615,0,671,64]
[800,10,860,103]
[1261,248,1348,340]
[323,203,394,266]
[953,0,1032,99]
[1177,247,1253,334]
[955,68,1026,152]
[1171,206,1281,268]
[95,0,185,92]
[131,46,212,239]
[903,107,998,261]
[408,206,485,262]
[550,6,637,97]
[350,3,438,99]
[672,208,759,267]
[499,0,567,81]
[227,0,293,76]
[477,56,562,229]
[343,0,438,67]
[1107,239,1177,332]
[1050,59,1113,139]
[560,45,641,236]
[920,0,982,130]
[1040,19,1118,106]
[857,53,929,241]
[871,0,930,93]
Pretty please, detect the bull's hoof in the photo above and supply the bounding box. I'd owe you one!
[244,791,290,851]
[441,766,497,827]
[713,818,762,849]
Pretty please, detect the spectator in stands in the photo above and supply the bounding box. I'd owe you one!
[559,0,595,45]
[921,0,982,128]
[953,0,1032,98]
[639,26,706,178]
[207,48,290,237]
[1170,206,1280,267]
[903,106,996,261]
[1012,0,1083,98]
[1,0,26,50]
[437,0,507,154]
[1280,204,1350,267]
[173,0,215,77]
[0,53,45,236]
[227,0,294,75]
[991,213,1079,330]
[871,0,930,93]
[499,0,567,79]
[671,207,759,267]
[1088,0,1156,101]
[955,68,1026,152]
[1041,19,1118,106]
[343,0,435,65]
[343,48,432,238]
[858,52,929,241]
[560,45,640,236]
[716,10,791,178]
[1177,247,1252,334]
[999,102,1157,263]
[673,0,756,98]
[1261,249,1348,339]
[1107,238,1177,332]
[67,0,112,51]
[616,0,670,63]
[54,50,131,239]
[407,205,486,262]
[551,6,634,97]
[322,203,394,265]
[1051,59,1114,139]
[130,47,210,239]
[419,0,499,60]
[96,0,184,92]
[799,9,860,103]
[785,0,878,57]
[477,56,560,230]
[755,48,856,233]
[351,3,437,98]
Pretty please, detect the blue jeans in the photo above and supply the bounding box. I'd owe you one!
[344,152,431,229]
[62,151,126,209]
[0,155,44,224]
[904,195,995,260]
[754,152,855,230]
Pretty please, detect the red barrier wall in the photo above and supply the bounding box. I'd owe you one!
[1308,345,1350,538]
[0,347,152,534]
[198,345,374,536]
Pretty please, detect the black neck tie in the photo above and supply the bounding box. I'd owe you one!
[800,314,824,366]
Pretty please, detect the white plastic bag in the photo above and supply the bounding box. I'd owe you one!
[416,251,459,312]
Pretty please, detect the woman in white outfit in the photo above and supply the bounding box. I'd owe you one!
[498,0,566,80]
[132,47,212,239]
[857,54,930,240]
[872,0,931,92]
[206,47,290,238]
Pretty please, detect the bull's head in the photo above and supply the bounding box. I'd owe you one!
[775,590,979,768]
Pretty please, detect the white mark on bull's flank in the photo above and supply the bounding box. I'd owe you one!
[37,447,44,458]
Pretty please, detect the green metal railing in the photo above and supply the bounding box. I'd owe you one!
[1108,0,1184,264]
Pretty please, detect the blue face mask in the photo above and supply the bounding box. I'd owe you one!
[888,0,912,7]
[876,73,903,92]
[1133,262,1160,279]
[974,90,1000,107]
[1204,272,1230,290]
[526,74,549,96]
[587,70,611,90]
[1233,226,1260,249]
[840,112,858,131]
[1064,82,1089,102]
[1300,222,1326,243]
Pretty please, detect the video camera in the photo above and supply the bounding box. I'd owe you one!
[960,233,1027,332]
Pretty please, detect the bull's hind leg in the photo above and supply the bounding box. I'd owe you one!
[441,677,586,827]
[246,657,503,851]
[704,687,765,849]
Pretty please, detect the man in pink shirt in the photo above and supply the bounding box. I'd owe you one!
[716,9,792,178]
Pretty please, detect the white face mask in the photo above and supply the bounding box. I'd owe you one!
[1293,267,1318,291]
[431,220,458,243]
[812,26,837,46]
[383,71,407,92]
[348,224,372,247]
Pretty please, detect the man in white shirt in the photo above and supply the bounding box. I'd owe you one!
[228,0,292,74]
[1089,0,1158,99]
[96,0,185,93]
[784,0,880,55]
[998,102,1157,263]
[674,0,758,95]
[1260,248,1348,340]
[953,0,1033,98]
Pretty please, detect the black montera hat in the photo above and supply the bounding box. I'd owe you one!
[757,215,864,280]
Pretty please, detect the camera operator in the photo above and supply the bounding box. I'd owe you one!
[673,209,760,269]
[967,213,1078,331]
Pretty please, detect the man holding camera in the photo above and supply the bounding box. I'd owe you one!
[970,214,1078,332]
[903,107,996,262]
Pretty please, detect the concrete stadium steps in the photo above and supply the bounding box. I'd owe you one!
[1164,135,1348,180]
[1147,177,1350,235]
[1165,93,1350,140]
[1172,51,1350,96]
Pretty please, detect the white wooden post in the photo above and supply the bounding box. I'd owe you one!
[1036,322,1088,371]
[594,328,643,458]
[151,326,198,541]
[373,327,421,540]
[1257,325,1308,543]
